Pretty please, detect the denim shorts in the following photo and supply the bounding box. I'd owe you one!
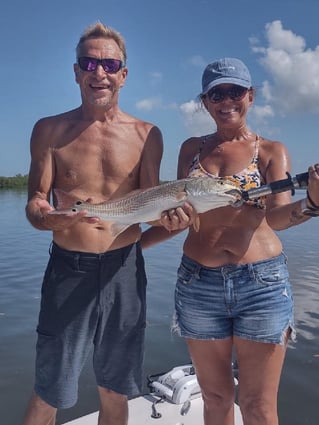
[35,241,147,408]
[174,253,295,344]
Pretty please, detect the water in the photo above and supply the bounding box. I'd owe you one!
[1,189,319,425]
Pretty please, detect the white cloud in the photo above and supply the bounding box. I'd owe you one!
[179,100,216,136]
[188,55,206,68]
[135,97,179,112]
[250,104,274,124]
[150,71,162,85]
[251,20,319,114]
[135,97,162,111]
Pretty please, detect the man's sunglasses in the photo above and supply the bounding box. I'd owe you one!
[78,57,124,74]
[206,85,249,103]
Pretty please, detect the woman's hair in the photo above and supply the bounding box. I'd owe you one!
[76,21,127,63]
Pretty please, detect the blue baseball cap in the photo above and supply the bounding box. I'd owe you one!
[201,58,252,95]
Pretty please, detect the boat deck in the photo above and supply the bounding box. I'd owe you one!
[63,394,243,424]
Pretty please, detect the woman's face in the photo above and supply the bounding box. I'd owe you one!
[203,84,254,128]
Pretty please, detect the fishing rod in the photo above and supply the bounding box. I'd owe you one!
[242,171,309,202]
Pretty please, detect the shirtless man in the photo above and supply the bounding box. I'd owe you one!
[23,22,167,425]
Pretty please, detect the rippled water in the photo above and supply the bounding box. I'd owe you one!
[1,190,319,425]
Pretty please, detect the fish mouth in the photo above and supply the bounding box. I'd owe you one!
[225,188,243,207]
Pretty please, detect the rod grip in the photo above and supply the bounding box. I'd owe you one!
[242,171,309,201]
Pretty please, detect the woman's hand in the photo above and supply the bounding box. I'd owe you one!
[306,163,319,208]
[160,202,199,232]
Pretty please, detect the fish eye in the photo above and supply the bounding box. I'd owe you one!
[71,208,77,212]
[75,201,82,205]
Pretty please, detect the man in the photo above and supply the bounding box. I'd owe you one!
[23,22,165,425]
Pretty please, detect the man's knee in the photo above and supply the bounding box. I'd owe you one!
[98,386,128,403]
[22,392,57,425]
[97,387,128,425]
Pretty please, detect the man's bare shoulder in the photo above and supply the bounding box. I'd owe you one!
[31,108,81,146]
[34,108,80,130]
[118,110,161,137]
[114,111,163,158]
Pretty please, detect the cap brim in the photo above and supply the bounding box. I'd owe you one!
[202,77,251,95]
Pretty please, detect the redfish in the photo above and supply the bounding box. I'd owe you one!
[49,177,241,236]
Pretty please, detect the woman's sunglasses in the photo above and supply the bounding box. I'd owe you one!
[78,57,124,74]
[206,85,249,103]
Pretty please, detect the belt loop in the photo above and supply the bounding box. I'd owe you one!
[48,241,53,256]
[121,246,126,266]
[282,251,288,264]
[194,264,201,280]
[248,263,255,279]
[74,253,80,270]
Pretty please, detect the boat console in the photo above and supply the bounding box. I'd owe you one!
[148,364,201,405]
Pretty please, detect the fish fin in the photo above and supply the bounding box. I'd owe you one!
[192,216,201,232]
[109,222,132,237]
[175,191,188,202]
[53,188,80,210]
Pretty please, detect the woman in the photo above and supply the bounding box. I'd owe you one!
[142,57,319,425]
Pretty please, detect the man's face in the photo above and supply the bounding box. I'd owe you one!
[74,37,127,108]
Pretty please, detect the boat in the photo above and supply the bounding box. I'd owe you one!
[63,364,243,424]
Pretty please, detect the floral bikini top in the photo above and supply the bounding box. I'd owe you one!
[188,135,266,209]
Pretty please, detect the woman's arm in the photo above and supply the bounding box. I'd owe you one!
[263,142,319,230]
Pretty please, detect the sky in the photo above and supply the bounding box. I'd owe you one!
[1,0,319,180]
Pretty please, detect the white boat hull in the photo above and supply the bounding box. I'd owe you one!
[63,394,243,424]
[63,363,243,425]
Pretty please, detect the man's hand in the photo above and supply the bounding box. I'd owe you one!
[27,197,100,231]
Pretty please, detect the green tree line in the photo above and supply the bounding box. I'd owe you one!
[0,175,170,189]
[0,174,28,188]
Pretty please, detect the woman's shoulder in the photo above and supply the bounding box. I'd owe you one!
[180,133,213,153]
[179,136,205,164]
[178,136,206,178]
[258,136,289,159]
[258,135,287,151]
[257,136,290,177]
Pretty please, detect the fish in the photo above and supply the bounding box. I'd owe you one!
[49,177,242,236]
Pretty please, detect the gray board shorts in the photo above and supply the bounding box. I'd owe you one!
[34,241,147,409]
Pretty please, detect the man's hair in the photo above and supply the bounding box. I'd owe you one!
[76,22,127,63]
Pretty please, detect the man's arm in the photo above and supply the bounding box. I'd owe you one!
[26,118,56,230]
[139,132,197,247]
[25,119,88,231]
[139,125,163,189]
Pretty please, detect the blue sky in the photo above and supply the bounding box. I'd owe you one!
[1,0,319,180]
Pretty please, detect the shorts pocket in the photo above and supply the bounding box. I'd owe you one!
[255,263,290,286]
[177,261,198,286]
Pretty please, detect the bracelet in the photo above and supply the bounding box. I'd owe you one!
[307,190,319,210]
[301,197,319,217]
